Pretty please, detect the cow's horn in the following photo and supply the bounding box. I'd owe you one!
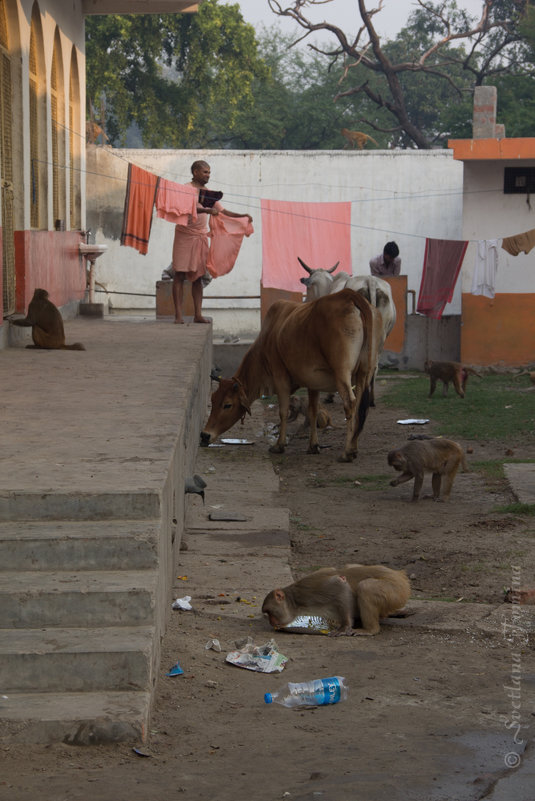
[297,257,312,274]
[328,261,340,274]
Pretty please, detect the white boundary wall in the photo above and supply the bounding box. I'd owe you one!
[87,147,464,336]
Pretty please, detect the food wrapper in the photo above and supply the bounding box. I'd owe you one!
[280,615,338,635]
[225,637,288,673]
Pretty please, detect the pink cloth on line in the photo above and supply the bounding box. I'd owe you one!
[206,214,254,278]
[417,238,468,319]
[156,179,198,225]
[261,199,352,292]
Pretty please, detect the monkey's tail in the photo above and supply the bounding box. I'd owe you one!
[62,343,86,351]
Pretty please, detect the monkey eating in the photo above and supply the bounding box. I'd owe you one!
[388,438,467,502]
[262,563,411,636]
[424,360,481,398]
[11,288,85,350]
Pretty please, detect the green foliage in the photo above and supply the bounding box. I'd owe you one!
[86,1,268,147]
[381,373,535,441]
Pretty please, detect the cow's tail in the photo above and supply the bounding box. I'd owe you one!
[357,384,370,435]
[349,290,375,434]
[349,290,375,384]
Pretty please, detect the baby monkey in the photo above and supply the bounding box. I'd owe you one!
[424,360,481,398]
[287,395,333,430]
[388,438,466,502]
[262,563,411,636]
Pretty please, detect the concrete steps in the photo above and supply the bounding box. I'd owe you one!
[0,519,161,744]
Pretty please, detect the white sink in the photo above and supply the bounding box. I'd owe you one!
[79,243,108,261]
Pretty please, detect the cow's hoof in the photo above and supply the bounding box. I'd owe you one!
[269,444,285,454]
[338,452,356,463]
[306,445,320,454]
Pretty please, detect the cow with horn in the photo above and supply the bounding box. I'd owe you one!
[200,288,381,462]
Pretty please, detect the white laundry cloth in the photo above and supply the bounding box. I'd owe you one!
[471,239,500,299]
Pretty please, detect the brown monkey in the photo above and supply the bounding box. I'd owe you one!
[424,360,481,398]
[287,395,333,430]
[388,438,467,502]
[262,563,411,636]
[515,370,535,385]
[340,128,379,150]
[11,289,85,350]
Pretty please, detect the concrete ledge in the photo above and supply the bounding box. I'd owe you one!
[0,691,151,745]
[0,626,155,692]
[0,570,158,628]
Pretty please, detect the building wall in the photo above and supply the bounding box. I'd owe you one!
[87,147,464,336]
[459,159,535,366]
[0,0,86,332]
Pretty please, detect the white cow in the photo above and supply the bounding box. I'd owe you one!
[298,258,397,405]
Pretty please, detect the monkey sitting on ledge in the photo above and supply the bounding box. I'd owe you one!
[424,359,481,398]
[11,289,85,350]
[388,438,467,502]
[262,564,411,636]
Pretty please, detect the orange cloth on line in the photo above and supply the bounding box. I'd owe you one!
[172,201,223,282]
[206,214,254,278]
[417,238,468,320]
[501,228,535,256]
[120,163,160,255]
[261,199,352,292]
[156,180,198,225]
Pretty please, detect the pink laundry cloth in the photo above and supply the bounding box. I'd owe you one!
[261,199,352,292]
[417,238,468,319]
[206,214,254,278]
[156,179,198,225]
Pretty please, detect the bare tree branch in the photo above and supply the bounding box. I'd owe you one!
[268,0,526,148]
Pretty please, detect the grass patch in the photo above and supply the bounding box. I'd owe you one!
[381,373,535,441]
[494,502,535,516]
[356,474,390,490]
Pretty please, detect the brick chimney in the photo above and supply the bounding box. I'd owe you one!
[473,86,504,139]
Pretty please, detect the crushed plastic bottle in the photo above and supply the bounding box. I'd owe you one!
[264,676,348,708]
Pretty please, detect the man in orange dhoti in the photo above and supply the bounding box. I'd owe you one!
[172,161,252,324]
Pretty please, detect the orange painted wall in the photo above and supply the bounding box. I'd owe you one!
[260,284,303,323]
[461,293,535,366]
[382,275,406,354]
[14,231,86,312]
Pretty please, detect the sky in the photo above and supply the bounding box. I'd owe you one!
[221,0,489,42]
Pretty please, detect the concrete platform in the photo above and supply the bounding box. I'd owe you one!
[0,314,213,743]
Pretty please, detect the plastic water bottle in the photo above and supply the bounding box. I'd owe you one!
[264,676,348,708]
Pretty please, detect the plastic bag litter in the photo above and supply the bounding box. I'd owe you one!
[205,638,222,652]
[226,637,288,673]
[172,595,193,611]
[396,418,430,425]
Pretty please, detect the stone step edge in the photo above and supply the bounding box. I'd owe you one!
[0,690,151,745]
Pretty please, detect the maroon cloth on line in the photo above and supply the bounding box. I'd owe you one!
[417,238,468,319]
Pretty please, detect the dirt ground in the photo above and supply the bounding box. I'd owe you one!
[2,376,534,801]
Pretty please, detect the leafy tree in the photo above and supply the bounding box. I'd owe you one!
[85,0,269,147]
[267,0,534,148]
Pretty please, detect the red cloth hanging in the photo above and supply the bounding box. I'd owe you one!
[417,238,468,319]
[120,163,160,255]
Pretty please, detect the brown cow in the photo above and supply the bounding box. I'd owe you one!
[200,288,380,462]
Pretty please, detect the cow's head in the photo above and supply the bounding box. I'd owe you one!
[297,257,340,302]
[200,377,251,446]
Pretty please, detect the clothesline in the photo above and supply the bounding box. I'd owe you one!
[119,158,535,321]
